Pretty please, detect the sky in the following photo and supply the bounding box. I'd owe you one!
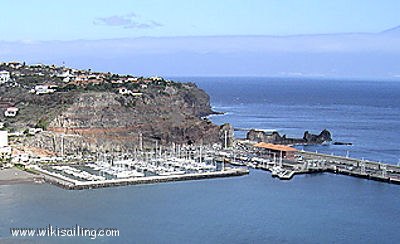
[1,0,400,41]
[0,1,399,78]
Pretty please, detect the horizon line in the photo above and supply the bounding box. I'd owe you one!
[1,25,398,43]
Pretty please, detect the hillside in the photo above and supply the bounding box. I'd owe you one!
[0,62,227,155]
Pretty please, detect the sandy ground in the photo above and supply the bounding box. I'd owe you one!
[0,167,43,185]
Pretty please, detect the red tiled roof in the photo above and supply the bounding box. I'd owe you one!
[254,142,297,152]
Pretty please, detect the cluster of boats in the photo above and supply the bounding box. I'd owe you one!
[45,153,220,182]
[86,161,145,178]
[52,165,105,181]
[86,156,218,179]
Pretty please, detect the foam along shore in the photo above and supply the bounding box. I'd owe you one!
[28,165,249,190]
[0,167,44,185]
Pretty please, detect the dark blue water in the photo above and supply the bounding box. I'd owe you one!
[186,77,400,164]
[1,77,400,243]
[2,171,400,243]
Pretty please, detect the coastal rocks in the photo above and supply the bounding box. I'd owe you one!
[333,141,352,146]
[247,129,332,145]
[303,129,332,144]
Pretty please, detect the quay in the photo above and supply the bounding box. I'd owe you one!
[219,141,400,185]
[299,151,400,184]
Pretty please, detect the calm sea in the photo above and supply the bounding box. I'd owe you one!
[191,77,400,164]
[1,77,400,243]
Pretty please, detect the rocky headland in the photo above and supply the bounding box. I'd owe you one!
[0,62,231,155]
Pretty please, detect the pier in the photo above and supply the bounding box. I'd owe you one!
[218,141,400,184]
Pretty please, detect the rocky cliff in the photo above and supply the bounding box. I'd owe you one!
[247,129,332,145]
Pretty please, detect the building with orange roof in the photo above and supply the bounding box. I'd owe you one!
[254,142,297,160]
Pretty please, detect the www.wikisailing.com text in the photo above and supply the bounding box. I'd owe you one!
[10,224,120,240]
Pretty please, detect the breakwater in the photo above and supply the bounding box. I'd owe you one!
[220,146,400,184]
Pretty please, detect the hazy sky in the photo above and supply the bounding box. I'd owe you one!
[1,0,399,41]
[1,1,399,78]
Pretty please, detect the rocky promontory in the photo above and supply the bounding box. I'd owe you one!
[0,62,230,155]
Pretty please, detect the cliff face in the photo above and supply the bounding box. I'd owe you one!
[40,88,216,153]
[42,89,220,152]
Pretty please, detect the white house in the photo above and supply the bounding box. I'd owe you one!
[118,87,130,95]
[0,70,11,84]
[117,87,143,97]
[4,107,19,117]
[0,131,8,147]
[150,76,163,81]
[6,61,23,69]
[28,127,43,135]
[0,130,11,157]
[127,77,139,82]
[131,92,143,97]
[31,85,56,95]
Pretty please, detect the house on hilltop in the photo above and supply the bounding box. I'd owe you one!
[0,70,11,84]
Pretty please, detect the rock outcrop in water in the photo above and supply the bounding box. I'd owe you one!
[247,129,332,145]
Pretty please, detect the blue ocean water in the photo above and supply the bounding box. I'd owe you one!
[1,77,400,243]
[1,171,400,243]
[187,77,400,164]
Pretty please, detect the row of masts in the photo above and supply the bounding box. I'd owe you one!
[51,130,231,157]
[95,142,217,166]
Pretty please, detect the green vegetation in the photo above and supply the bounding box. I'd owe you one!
[35,117,50,130]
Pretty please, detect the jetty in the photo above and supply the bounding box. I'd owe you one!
[218,141,400,184]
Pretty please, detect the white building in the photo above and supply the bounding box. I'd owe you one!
[0,70,11,84]
[30,85,56,95]
[0,130,11,157]
[6,61,23,69]
[117,87,143,97]
[118,87,131,95]
[4,107,19,117]
[0,131,8,147]
[150,76,163,81]
[28,127,43,135]
[127,77,139,82]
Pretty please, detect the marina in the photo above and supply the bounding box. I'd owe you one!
[14,138,400,190]
[24,145,249,189]
[29,165,248,190]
